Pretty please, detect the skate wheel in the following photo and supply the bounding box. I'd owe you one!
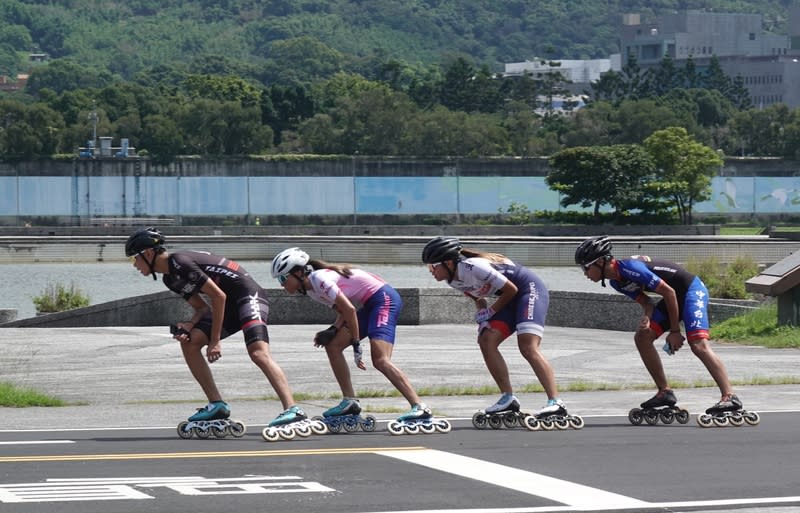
[361,415,377,432]
[229,421,246,438]
[261,427,281,442]
[744,411,760,426]
[712,416,729,427]
[697,414,714,428]
[420,422,437,434]
[211,425,227,438]
[195,427,211,439]
[523,415,540,431]
[387,421,404,435]
[628,408,644,426]
[569,416,585,429]
[328,422,342,433]
[295,424,313,437]
[312,415,324,422]
[539,419,555,431]
[555,418,570,430]
[343,417,359,433]
[675,409,690,424]
[729,413,745,427]
[502,412,518,428]
[659,410,675,424]
[177,421,194,439]
[278,427,296,440]
[488,415,503,429]
[471,412,488,429]
[404,423,421,435]
[643,410,659,426]
[434,420,452,433]
[311,420,329,435]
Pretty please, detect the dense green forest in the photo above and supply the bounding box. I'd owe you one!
[0,0,798,166]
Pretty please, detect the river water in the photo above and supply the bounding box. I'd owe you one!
[3,261,592,320]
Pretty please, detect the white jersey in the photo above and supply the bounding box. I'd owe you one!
[307,268,386,309]
[447,257,510,298]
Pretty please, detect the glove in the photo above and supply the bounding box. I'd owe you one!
[478,321,490,333]
[352,339,364,366]
[314,325,338,347]
[474,307,495,323]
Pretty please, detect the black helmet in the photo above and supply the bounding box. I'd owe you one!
[125,227,165,257]
[574,236,612,265]
[422,236,462,263]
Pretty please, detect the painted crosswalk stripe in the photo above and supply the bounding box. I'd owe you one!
[376,448,647,509]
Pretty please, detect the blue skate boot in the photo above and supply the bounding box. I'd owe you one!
[262,406,327,442]
[388,403,450,435]
[178,401,246,439]
[528,398,585,431]
[315,398,376,433]
[473,393,527,430]
[629,390,689,426]
[698,394,759,428]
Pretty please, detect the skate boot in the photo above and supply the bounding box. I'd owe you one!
[527,398,585,431]
[314,399,377,433]
[177,401,246,439]
[388,403,451,435]
[697,394,759,428]
[473,393,528,430]
[629,390,689,426]
[262,405,328,442]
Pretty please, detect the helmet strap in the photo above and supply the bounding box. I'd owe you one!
[600,258,608,288]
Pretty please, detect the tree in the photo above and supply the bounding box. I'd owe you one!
[643,127,723,225]
[547,144,657,219]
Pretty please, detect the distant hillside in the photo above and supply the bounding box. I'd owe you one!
[0,0,790,84]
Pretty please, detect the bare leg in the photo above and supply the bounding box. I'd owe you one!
[247,340,295,409]
[689,338,734,398]
[478,328,512,394]
[324,331,357,398]
[182,329,222,402]
[517,333,558,399]
[634,328,669,391]
[370,339,422,406]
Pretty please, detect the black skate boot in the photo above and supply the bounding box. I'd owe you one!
[698,394,759,428]
[640,389,677,409]
[705,394,742,415]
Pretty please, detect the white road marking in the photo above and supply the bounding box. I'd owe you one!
[376,448,648,509]
[0,440,74,445]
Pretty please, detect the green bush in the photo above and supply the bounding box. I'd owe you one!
[686,255,759,299]
[32,282,90,313]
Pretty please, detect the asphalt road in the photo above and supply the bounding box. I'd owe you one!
[1,324,799,512]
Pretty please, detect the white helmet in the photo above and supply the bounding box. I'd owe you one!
[271,247,310,278]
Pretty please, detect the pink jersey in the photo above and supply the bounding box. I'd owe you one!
[307,268,386,309]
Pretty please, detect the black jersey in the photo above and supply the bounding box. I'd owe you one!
[162,250,262,300]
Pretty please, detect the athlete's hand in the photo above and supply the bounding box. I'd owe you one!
[474,307,495,323]
[477,321,490,333]
[353,341,366,370]
[665,331,685,353]
[206,340,222,363]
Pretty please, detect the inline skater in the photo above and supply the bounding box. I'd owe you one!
[575,236,758,427]
[126,228,320,440]
[421,236,582,431]
[271,247,451,435]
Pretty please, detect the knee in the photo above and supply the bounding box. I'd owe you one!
[689,339,711,356]
[247,346,270,364]
[634,329,655,347]
[371,355,392,373]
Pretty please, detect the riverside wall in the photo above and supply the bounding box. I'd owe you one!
[0,288,760,331]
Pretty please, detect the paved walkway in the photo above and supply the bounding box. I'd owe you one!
[1,324,798,430]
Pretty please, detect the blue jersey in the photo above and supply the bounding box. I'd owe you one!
[611,257,709,341]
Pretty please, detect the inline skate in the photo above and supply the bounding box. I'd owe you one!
[628,390,690,426]
[313,398,377,433]
[697,395,760,427]
[524,399,585,431]
[261,405,328,441]
[472,393,531,430]
[177,401,246,439]
[387,403,452,435]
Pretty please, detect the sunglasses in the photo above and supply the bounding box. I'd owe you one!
[427,262,444,272]
[128,251,144,264]
[277,274,289,285]
[581,257,602,272]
